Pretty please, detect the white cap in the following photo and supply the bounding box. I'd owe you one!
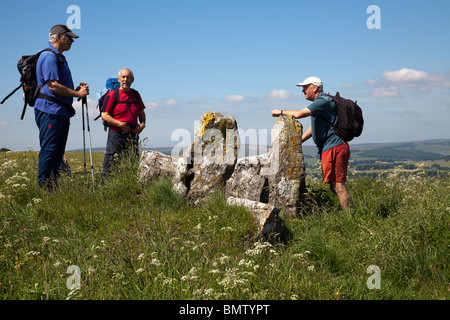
[296,76,323,88]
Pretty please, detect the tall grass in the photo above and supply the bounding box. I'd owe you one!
[0,150,448,300]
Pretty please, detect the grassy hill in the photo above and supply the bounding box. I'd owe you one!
[300,139,450,177]
[0,147,448,301]
[65,139,450,159]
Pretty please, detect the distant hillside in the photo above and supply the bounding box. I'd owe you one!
[67,139,450,162]
[350,139,450,161]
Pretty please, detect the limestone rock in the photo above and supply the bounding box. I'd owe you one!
[139,150,177,183]
[225,116,306,217]
[225,154,269,203]
[227,197,284,240]
[172,111,240,203]
[266,116,306,217]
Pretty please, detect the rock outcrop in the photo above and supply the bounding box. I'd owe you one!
[139,150,177,183]
[139,112,307,239]
[172,111,240,204]
[225,115,306,217]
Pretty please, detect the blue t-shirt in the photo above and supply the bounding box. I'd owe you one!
[34,44,75,117]
[307,92,345,154]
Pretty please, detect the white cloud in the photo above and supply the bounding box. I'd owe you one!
[382,68,428,83]
[427,73,450,88]
[146,102,159,109]
[369,68,450,99]
[225,95,246,102]
[266,89,292,101]
[371,86,401,98]
[163,99,178,106]
[0,121,8,127]
[381,68,450,89]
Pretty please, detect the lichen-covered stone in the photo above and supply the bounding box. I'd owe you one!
[139,150,177,183]
[267,115,306,217]
[172,111,240,204]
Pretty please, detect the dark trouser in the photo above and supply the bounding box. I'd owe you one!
[102,130,139,177]
[34,108,70,187]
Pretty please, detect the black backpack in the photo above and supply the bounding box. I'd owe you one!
[323,92,364,142]
[1,48,75,119]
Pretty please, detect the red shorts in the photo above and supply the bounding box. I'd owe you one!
[320,142,350,183]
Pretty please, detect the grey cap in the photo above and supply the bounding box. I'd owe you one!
[50,24,79,38]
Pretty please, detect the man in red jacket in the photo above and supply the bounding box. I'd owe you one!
[101,68,146,177]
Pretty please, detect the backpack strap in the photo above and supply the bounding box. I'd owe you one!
[37,92,76,114]
[1,84,21,105]
[40,48,64,68]
[109,88,120,118]
[110,88,139,119]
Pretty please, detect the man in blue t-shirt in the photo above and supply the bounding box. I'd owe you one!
[34,24,89,189]
[271,77,353,211]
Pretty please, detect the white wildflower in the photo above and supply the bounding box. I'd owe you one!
[181,267,198,282]
[150,258,162,266]
[136,268,145,275]
[245,241,274,256]
[209,269,221,274]
[219,254,229,264]
[26,251,41,256]
[220,226,235,232]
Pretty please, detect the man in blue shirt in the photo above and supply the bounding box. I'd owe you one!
[35,24,89,189]
[271,77,353,211]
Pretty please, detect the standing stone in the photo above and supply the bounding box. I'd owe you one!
[267,115,306,217]
[139,150,177,183]
[172,111,240,204]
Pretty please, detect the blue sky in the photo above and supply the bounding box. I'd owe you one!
[1,0,449,151]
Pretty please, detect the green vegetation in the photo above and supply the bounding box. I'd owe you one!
[0,149,448,300]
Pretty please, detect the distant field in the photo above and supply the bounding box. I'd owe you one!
[2,139,450,176]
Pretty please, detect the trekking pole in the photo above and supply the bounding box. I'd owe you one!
[82,96,95,192]
[81,99,87,180]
